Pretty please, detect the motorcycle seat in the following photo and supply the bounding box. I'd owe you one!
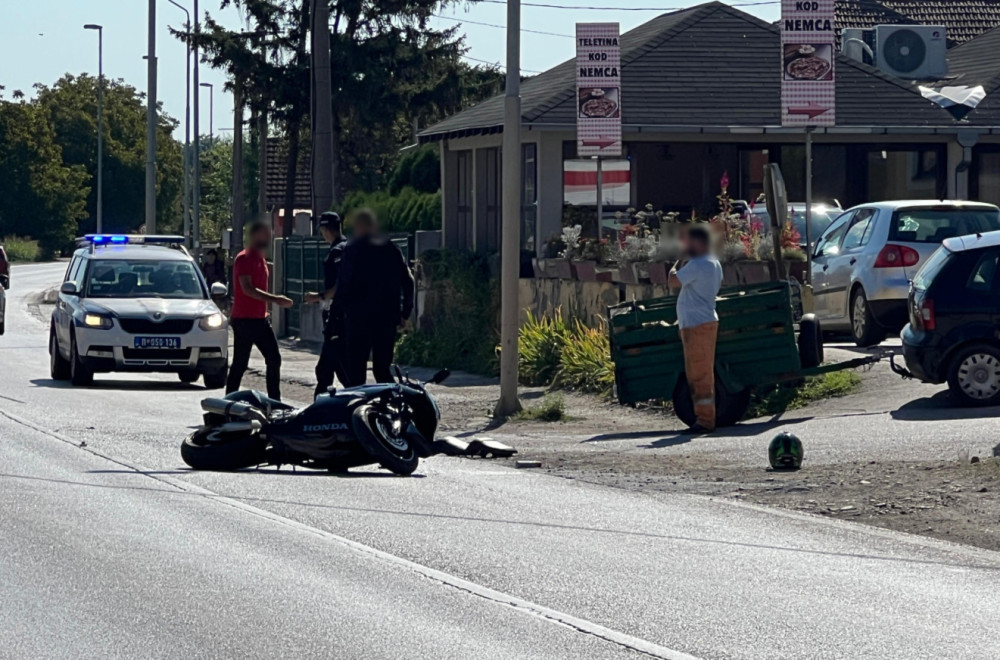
[223,389,295,413]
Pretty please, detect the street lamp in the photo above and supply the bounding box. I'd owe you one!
[84,24,104,234]
[166,0,192,247]
[200,82,214,146]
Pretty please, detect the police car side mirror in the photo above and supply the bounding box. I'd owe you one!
[210,282,228,298]
[60,281,79,296]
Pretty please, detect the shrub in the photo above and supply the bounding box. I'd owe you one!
[514,394,567,422]
[556,319,615,395]
[395,250,499,376]
[1,236,41,262]
[341,186,441,234]
[519,310,571,386]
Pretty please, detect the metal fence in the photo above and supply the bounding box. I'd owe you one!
[281,233,413,336]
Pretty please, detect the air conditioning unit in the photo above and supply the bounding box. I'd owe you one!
[875,25,948,79]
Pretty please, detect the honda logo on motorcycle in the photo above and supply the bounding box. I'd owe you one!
[304,423,349,433]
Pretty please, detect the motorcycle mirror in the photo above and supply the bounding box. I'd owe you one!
[429,369,450,385]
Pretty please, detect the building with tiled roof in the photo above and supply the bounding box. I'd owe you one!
[423,1,1000,255]
[836,0,1000,47]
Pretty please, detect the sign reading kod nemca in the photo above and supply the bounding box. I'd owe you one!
[781,1,835,126]
[577,23,622,157]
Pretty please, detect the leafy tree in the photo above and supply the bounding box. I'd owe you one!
[0,99,88,255]
[33,74,183,235]
[183,0,503,216]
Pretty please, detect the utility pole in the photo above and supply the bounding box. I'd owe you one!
[201,82,214,146]
[494,0,522,418]
[311,0,335,215]
[232,86,245,255]
[193,0,202,251]
[84,24,104,233]
[146,0,157,233]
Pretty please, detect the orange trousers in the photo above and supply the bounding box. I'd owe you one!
[680,321,719,430]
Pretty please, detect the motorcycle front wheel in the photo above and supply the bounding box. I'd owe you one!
[181,429,268,471]
[353,405,419,476]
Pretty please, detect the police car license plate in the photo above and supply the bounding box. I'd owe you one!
[134,337,181,349]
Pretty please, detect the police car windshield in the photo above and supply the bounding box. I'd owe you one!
[84,259,206,299]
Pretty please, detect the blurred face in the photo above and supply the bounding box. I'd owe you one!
[320,226,336,243]
[204,252,216,263]
[685,233,710,258]
[250,226,271,251]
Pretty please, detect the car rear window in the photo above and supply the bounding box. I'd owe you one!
[890,208,1000,243]
[912,247,952,290]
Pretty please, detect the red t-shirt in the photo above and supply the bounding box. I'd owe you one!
[231,249,269,319]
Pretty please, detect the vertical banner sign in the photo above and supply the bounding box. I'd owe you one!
[577,23,622,157]
[781,1,835,126]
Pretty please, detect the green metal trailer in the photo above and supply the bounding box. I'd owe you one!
[608,281,876,427]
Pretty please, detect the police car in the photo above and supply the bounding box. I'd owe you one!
[49,235,229,387]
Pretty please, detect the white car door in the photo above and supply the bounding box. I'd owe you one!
[825,208,877,323]
[811,212,853,320]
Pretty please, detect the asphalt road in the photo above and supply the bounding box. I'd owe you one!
[3,262,1000,660]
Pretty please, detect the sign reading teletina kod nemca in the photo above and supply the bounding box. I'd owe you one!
[781,0,836,127]
[576,23,623,158]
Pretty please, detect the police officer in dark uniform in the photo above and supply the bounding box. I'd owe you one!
[305,212,348,398]
[333,209,414,386]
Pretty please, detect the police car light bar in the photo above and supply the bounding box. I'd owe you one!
[81,234,186,246]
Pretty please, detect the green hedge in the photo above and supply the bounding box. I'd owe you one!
[341,186,441,234]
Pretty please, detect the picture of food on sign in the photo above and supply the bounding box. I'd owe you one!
[783,44,833,81]
[578,87,620,119]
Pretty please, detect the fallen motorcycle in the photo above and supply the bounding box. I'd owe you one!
[181,368,450,476]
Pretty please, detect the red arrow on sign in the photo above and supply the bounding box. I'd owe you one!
[787,102,831,119]
[581,138,619,148]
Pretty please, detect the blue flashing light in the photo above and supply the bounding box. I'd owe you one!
[85,234,129,245]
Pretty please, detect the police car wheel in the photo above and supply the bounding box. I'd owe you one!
[50,330,70,380]
[69,337,93,386]
[178,371,200,384]
[203,367,227,390]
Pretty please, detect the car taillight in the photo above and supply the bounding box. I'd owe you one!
[875,244,920,268]
[918,298,935,331]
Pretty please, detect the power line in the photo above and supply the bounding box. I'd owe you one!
[433,14,574,38]
[463,55,544,75]
[475,0,778,10]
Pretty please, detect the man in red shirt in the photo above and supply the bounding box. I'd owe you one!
[226,221,293,398]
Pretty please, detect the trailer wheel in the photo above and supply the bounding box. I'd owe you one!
[798,314,824,369]
[673,375,751,429]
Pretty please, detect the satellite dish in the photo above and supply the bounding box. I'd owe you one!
[882,29,927,74]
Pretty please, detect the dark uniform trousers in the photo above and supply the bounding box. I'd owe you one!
[314,313,349,397]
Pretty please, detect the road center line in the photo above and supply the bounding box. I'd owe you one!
[0,406,700,660]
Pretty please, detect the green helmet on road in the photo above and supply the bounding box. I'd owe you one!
[769,432,803,470]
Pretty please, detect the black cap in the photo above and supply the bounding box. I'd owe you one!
[317,212,341,230]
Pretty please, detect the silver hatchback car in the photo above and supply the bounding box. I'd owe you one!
[811,200,1000,346]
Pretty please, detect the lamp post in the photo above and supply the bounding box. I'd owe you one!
[166,0,192,247]
[146,0,157,233]
[193,0,201,251]
[84,24,104,234]
[200,82,214,147]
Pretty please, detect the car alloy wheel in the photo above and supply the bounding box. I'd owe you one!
[956,353,1000,401]
[852,295,867,339]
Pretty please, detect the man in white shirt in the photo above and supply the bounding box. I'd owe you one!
[669,224,723,432]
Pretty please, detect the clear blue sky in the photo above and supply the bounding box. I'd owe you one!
[0,1,779,139]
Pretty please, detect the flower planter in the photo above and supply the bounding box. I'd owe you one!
[786,261,808,284]
[616,263,639,284]
[571,260,612,282]
[736,261,770,285]
[543,259,572,280]
[647,261,671,285]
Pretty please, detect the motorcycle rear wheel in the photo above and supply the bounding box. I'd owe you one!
[353,405,419,476]
[181,429,268,471]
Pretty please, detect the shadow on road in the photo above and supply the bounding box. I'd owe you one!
[5,471,998,572]
[30,378,208,392]
[891,391,1000,422]
[585,416,813,446]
